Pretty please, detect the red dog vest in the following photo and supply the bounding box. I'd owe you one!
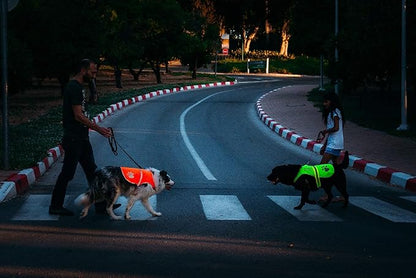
[120,167,155,189]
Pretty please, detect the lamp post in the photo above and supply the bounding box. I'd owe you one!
[1,0,9,169]
[334,0,339,94]
[1,0,19,169]
[397,0,408,131]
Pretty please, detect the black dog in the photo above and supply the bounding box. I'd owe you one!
[267,152,349,210]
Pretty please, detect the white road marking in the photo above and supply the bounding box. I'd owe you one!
[113,195,158,220]
[180,91,231,181]
[12,195,70,221]
[349,196,416,223]
[268,195,343,222]
[11,195,157,221]
[200,195,251,220]
[401,196,416,203]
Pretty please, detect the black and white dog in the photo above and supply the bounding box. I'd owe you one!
[77,166,174,220]
[267,152,349,210]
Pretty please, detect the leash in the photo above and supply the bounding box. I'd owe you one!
[315,131,325,143]
[108,127,143,169]
[306,131,326,165]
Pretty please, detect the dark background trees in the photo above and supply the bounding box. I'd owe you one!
[4,0,415,107]
[8,0,105,93]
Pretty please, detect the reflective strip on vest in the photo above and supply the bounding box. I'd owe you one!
[293,164,335,188]
[120,167,155,189]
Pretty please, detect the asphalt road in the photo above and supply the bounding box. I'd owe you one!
[1,76,416,278]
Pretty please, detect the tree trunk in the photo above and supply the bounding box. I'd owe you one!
[114,65,122,88]
[129,68,139,81]
[152,63,162,84]
[244,26,259,53]
[165,61,170,73]
[279,20,291,57]
[192,57,198,79]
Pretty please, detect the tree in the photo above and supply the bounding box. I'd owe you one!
[290,0,332,57]
[266,0,296,57]
[213,0,263,54]
[9,0,105,93]
[100,0,146,87]
[131,0,184,83]
[178,0,221,78]
[339,0,401,91]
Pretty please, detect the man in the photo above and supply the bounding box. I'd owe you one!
[49,59,112,216]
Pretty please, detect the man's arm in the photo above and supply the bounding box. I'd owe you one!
[72,105,112,138]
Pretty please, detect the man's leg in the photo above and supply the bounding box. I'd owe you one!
[78,140,120,213]
[50,139,80,215]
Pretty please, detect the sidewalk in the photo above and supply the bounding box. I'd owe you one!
[257,84,416,191]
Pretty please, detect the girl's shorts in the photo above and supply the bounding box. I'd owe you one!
[325,147,342,156]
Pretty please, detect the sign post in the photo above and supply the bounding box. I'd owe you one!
[397,0,408,131]
[1,0,19,169]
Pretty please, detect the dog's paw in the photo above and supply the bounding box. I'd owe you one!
[152,212,162,217]
[110,215,123,220]
[124,215,132,220]
[294,205,303,210]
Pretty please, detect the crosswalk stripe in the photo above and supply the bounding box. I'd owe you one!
[11,195,158,221]
[12,195,68,221]
[113,196,158,220]
[200,195,251,220]
[9,194,416,223]
[267,195,343,222]
[401,196,416,203]
[349,197,416,223]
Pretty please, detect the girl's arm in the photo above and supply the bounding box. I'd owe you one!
[321,116,340,135]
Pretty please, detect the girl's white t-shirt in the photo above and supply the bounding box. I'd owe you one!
[326,108,344,150]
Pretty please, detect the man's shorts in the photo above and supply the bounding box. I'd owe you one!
[325,147,342,156]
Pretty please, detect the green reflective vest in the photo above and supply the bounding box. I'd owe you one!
[293,164,335,188]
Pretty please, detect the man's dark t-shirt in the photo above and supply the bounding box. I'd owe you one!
[62,80,89,140]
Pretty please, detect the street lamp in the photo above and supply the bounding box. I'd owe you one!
[334,0,339,94]
[1,0,19,169]
[397,0,408,131]
[1,0,10,169]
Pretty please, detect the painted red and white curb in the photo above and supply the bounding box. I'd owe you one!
[0,81,236,203]
[256,87,416,192]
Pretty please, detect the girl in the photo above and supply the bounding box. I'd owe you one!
[319,92,345,164]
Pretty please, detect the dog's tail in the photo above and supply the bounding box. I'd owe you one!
[74,193,91,207]
[74,171,102,207]
[339,151,349,169]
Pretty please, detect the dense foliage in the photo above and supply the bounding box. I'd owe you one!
[4,0,415,123]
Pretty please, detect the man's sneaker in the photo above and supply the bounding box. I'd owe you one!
[49,206,74,216]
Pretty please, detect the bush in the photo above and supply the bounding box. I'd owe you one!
[216,54,326,75]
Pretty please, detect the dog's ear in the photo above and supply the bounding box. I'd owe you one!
[160,170,167,177]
